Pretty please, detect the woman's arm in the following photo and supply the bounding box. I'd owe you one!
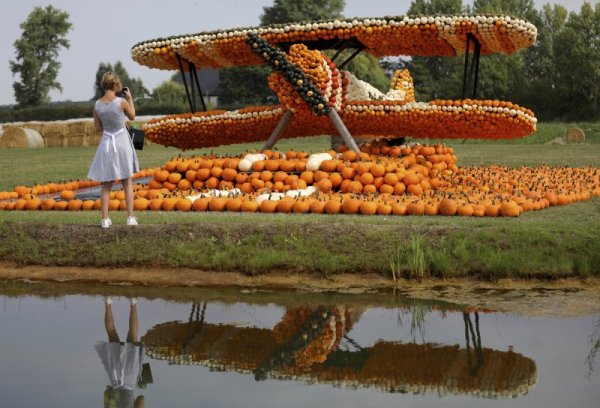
[121,89,136,121]
[93,109,103,132]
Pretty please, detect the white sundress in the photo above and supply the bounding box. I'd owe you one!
[88,97,140,182]
[95,341,143,408]
[95,341,144,390]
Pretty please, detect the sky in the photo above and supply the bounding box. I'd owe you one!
[0,0,594,106]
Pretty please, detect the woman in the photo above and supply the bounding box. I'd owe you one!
[88,71,140,228]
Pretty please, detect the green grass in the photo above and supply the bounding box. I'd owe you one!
[0,127,599,280]
[0,198,599,279]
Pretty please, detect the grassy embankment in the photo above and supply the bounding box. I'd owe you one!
[0,122,599,280]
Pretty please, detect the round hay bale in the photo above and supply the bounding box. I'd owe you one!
[564,127,585,144]
[0,127,44,148]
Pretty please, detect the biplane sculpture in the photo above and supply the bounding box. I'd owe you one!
[142,304,537,398]
[131,15,538,152]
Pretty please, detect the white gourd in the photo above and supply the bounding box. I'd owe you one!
[305,152,333,171]
[238,153,267,171]
[238,159,252,172]
[256,192,285,205]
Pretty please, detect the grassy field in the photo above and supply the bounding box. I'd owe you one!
[0,124,599,281]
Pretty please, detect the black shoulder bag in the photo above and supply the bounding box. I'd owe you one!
[128,127,145,150]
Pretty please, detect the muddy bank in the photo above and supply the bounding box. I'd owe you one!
[1,262,599,317]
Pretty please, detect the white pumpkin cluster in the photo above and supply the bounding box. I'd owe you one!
[344,71,407,102]
[255,186,318,205]
[185,188,243,202]
[130,15,537,71]
[305,152,335,171]
[237,153,268,172]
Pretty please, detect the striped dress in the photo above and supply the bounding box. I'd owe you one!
[88,97,140,182]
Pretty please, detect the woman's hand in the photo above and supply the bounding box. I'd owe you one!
[123,87,133,101]
[121,87,136,120]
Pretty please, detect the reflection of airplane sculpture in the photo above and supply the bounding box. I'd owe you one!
[131,15,538,151]
[142,304,537,398]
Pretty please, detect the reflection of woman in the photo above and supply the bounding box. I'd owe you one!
[95,297,148,408]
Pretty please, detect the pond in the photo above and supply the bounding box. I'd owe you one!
[0,286,598,408]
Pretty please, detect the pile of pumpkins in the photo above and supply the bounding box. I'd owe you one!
[1,141,599,217]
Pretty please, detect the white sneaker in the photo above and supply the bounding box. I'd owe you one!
[126,216,138,226]
[101,218,112,229]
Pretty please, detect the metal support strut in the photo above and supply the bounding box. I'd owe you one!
[461,33,481,99]
[262,109,360,154]
[463,311,483,376]
[329,110,360,153]
[188,61,208,112]
[262,110,294,151]
[176,54,196,113]
[338,46,365,70]
[175,54,208,113]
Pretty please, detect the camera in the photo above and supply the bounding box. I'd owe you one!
[116,87,129,98]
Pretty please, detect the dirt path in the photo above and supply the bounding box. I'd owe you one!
[1,262,599,317]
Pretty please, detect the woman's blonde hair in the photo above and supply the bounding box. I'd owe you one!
[101,71,122,92]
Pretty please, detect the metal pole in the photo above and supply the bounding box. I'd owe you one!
[472,38,481,98]
[189,61,208,112]
[329,109,360,153]
[263,110,294,150]
[466,34,478,98]
[176,54,196,113]
[189,63,197,112]
[331,40,351,62]
[338,46,364,70]
[461,35,471,99]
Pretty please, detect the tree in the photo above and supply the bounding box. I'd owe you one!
[472,0,537,21]
[521,4,568,119]
[151,80,188,105]
[218,66,278,108]
[260,0,345,24]
[553,2,600,120]
[408,0,467,15]
[92,61,149,100]
[9,5,72,106]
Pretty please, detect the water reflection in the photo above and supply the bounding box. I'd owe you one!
[96,298,152,408]
[142,304,536,398]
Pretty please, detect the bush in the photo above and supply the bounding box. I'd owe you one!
[0,101,195,123]
[0,103,92,123]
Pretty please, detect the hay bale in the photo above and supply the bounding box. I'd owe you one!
[41,123,68,147]
[21,123,45,134]
[83,122,101,146]
[564,127,585,143]
[0,127,44,148]
[66,121,88,147]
